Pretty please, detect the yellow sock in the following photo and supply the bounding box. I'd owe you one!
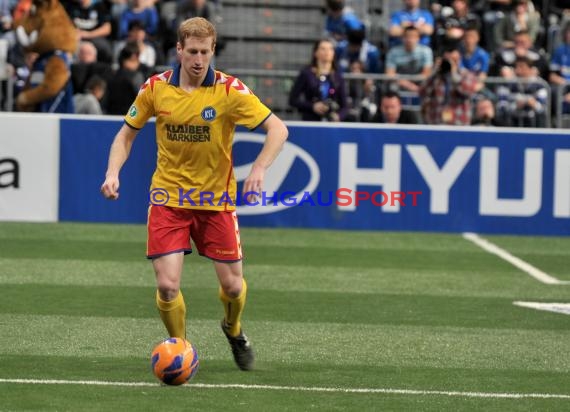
[219,279,247,337]
[156,290,186,339]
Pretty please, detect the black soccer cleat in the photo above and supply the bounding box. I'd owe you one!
[221,320,255,371]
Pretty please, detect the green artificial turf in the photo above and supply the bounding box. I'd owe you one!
[0,222,568,411]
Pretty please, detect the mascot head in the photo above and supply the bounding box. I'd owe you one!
[15,0,78,54]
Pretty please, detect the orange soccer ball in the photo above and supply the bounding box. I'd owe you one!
[151,337,199,385]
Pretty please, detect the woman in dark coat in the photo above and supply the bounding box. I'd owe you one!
[289,38,348,121]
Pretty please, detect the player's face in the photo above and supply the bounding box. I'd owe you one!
[177,36,215,80]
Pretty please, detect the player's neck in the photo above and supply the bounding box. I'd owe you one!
[179,69,207,91]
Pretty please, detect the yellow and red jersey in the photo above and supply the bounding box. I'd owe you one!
[125,66,271,210]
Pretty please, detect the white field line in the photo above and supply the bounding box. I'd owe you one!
[0,378,569,400]
[513,301,570,315]
[462,233,570,285]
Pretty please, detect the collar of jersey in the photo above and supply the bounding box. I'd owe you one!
[170,65,215,87]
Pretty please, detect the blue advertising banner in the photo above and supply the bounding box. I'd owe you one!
[59,118,156,223]
[59,119,570,235]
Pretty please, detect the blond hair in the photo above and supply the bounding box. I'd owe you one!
[178,17,217,48]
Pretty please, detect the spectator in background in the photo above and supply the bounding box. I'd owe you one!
[11,50,37,105]
[176,0,221,28]
[471,96,505,126]
[1,0,16,36]
[65,0,113,64]
[114,19,159,67]
[289,38,347,121]
[3,0,30,87]
[106,42,148,115]
[549,0,570,17]
[388,0,434,48]
[419,39,479,125]
[11,0,31,22]
[71,41,113,94]
[76,39,97,64]
[335,27,381,74]
[492,29,548,79]
[550,23,570,83]
[461,25,490,81]
[433,0,481,53]
[344,60,378,122]
[336,28,381,121]
[480,0,512,50]
[496,55,548,126]
[118,0,159,40]
[103,0,129,19]
[369,90,418,124]
[0,0,18,71]
[73,74,106,114]
[494,0,541,49]
[385,26,433,94]
[547,5,570,55]
[324,0,364,42]
[549,23,570,114]
[439,17,465,46]
[444,0,480,31]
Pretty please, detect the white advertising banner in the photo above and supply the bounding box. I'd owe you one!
[0,113,59,222]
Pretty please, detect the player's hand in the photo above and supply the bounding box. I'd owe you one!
[243,165,265,204]
[101,176,120,200]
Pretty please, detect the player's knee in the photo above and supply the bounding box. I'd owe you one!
[221,282,242,298]
[157,284,180,301]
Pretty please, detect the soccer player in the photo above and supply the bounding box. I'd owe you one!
[100,17,288,371]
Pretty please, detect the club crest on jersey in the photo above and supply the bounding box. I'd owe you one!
[129,105,138,118]
[201,106,216,121]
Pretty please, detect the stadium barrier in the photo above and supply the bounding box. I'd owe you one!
[554,83,570,129]
[225,69,554,127]
[1,113,569,235]
[0,113,60,222]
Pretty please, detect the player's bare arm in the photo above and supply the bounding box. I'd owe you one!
[100,124,139,200]
[243,114,288,196]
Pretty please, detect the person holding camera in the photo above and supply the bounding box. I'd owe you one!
[289,38,347,121]
[419,39,480,125]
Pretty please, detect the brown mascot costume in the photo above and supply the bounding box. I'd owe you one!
[14,0,78,113]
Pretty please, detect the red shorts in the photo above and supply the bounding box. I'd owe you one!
[146,205,242,261]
